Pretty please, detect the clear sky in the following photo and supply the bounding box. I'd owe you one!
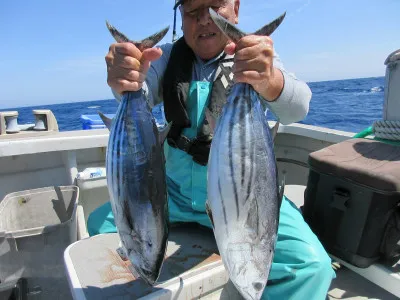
[0,0,399,108]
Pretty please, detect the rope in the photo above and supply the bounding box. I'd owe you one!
[373,120,400,141]
[353,122,400,146]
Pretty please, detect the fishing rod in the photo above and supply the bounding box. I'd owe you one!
[172,0,182,42]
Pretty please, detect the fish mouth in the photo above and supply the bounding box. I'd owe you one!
[230,280,265,300]
[136,267,158,285]
[132,255,164,286]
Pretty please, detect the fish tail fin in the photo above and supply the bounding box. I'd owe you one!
[209,9,285,43]
[106,20,169,51]
[253,12,286,36]
[209,9,246,44]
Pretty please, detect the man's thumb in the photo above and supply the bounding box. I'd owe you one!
[224,42,236,55]
[142,47,163,63]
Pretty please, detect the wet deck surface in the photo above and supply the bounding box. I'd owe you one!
[328,264,398,300]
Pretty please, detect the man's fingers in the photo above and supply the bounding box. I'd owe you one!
[112,78,143,94]
[233,58,270,75]
[234,43,273,62]
[126,70,146,83]
[108,66,146,83]
[140,48,162,74]
[114,42,142,58]
[115,56,140,70]
[105,43,162,94]
[236,35,273,49]
[233,70,263,85]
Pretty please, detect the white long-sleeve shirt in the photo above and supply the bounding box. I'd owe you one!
[113,42,312,125]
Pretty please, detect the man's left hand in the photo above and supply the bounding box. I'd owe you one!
[224,35,284,102]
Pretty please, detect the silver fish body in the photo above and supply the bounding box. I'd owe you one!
[103,23,170,285]
[106,90,169,285]
[206,9,286,300]
[207,84,282,300]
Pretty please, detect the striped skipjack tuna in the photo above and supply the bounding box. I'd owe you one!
[98,22,171,285]
[205,9,286,300]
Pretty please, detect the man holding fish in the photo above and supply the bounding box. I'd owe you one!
[89,0,335,298]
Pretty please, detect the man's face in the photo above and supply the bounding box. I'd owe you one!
[180,0,239,61]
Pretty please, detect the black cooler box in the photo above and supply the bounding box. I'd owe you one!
[303,138,400,268]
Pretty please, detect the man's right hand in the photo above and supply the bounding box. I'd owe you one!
[105,43,163,95]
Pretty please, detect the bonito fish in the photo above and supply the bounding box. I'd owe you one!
[99,22,171,285]
[206,9,286,300]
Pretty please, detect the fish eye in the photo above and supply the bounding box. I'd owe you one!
[253,282,263,291]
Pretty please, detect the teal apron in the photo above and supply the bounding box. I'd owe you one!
[87,81,335,299]
[164,81,212,226]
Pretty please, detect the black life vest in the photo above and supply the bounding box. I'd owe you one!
[162,37,234,166]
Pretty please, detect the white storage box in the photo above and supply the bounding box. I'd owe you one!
[75,167,109,225]
[0,185,79,300]
[64,225,242,299]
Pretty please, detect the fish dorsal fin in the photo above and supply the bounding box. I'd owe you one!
[158,121,172,144]
[98,111,113,131]
[205,108,217,134]
[205,200,215,229]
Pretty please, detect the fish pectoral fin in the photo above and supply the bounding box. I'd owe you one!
[158,121,173,144]
[278,175,286,208]
[205,200,215,229]
[98,111,113,131]
[116,246,128,261]
[205,108,217,134]
[270,120,280,142]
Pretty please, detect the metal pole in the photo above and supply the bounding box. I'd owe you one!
[172,0,179,42]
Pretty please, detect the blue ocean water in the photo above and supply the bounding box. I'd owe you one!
[1,76,385,134]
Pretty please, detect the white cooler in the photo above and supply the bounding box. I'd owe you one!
[63,224,244,300]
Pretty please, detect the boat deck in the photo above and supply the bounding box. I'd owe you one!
[328,265,398,300]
